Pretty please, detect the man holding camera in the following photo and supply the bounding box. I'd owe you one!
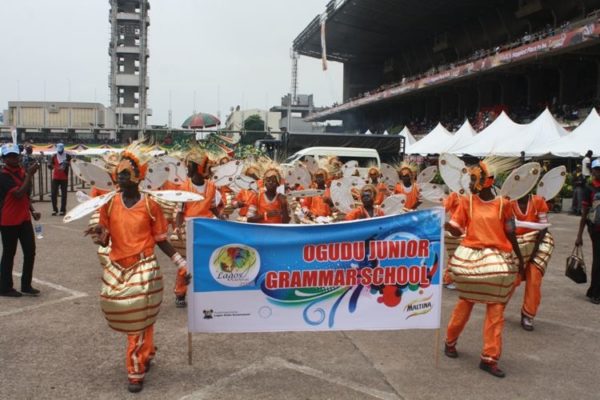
[48,143,71,216]
[0,143,41,297]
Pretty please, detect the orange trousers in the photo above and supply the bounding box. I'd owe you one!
[126,325,155,383]
[174,266,188,298]
[446,298,506,364]
[514,263,543,319]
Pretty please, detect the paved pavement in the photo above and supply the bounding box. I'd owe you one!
[1,193,599,400]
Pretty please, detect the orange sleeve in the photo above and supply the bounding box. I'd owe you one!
[449,197,468,233]
[345,208,360,221]
[234,190,244,203]
[149,199,168,242]
[535,196,549,214]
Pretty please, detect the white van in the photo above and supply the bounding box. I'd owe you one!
[282,147,380,174]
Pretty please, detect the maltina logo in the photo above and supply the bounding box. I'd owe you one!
[404,294,433,319]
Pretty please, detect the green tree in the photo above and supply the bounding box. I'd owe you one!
[241,114,267,145]
[244,114,265,131]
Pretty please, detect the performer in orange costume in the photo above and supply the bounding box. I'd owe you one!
[174,150,221,307]
[87,147,188,393]
[302,168,333,218]
[345,185,385,220]
[367,167,389,206]
[444,158,524,378]
[511,194,554,331]
[247,168,290,224]
[231,165,260,219]
[394,164,421,210]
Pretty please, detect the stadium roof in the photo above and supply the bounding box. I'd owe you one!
[293,0,510,62]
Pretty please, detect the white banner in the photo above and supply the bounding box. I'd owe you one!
[187,209,444,333]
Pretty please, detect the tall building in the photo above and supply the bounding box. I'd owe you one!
[108,0,151,136]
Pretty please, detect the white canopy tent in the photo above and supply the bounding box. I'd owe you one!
[398,126,416,153]
[445,119,477,153]
[450,111,526,156]
[545,108,600,157]
[399,126,416,145]
[407,123,453,155]
[494,108,568,156]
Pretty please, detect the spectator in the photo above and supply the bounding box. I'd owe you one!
[571,165,585,215]
[21,144,35,170]
[48,143,71,216]
[0,143,41,297]
[575,159,600,304]
[582,150,593,182]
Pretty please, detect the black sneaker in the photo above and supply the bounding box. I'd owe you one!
[0,289,22,297]
[521,315,534,331]
[175,296,187,308]
[52,211,58,216]
[479,361,506,378]
[127,381,143,393]
[21,287,40,296]
[59,211,66,216]
[444,343,458,358]
[591,297,600,305]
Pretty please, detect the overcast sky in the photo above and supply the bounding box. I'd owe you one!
[0,0,342,126]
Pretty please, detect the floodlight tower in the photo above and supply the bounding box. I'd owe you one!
[290,49,299,105]
[109,0,151,138]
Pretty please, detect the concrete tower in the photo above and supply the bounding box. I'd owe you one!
[108,0,151,137]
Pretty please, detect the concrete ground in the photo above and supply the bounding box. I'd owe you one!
[1,193,598,400]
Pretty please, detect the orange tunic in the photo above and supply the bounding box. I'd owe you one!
[511,195,549,235]
[250,190,287,223]
[99,193,168,266]
[345,206,384,220]
[181,179,218,218]
[394,183,420,209]
[373,182,388,205]
[450,195,514,253]
[303,187,332,217]
[234,189,256,217]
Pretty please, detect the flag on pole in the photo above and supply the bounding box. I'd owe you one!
[320,13,328,71]
[11,126,17,145]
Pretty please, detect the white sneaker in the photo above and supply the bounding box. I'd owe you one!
[445,283,457,290]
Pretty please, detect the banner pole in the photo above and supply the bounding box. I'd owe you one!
[434,328,441,368]
[188,331,193,366]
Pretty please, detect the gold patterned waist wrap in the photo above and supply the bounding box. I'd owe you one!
[449,245,518,304]
[444,232,464,259]
[100,253,163,334]
[516,231,554,275]
[169,225,187,259]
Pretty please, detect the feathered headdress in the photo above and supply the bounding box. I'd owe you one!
[314,167,329,180]
[261,159,283,185]
[115,141,154,183]
[318,156,341,178]
[396,161,418,180]
[243,160,263,179]
[470,156,520,190]
[185,145,211,176]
